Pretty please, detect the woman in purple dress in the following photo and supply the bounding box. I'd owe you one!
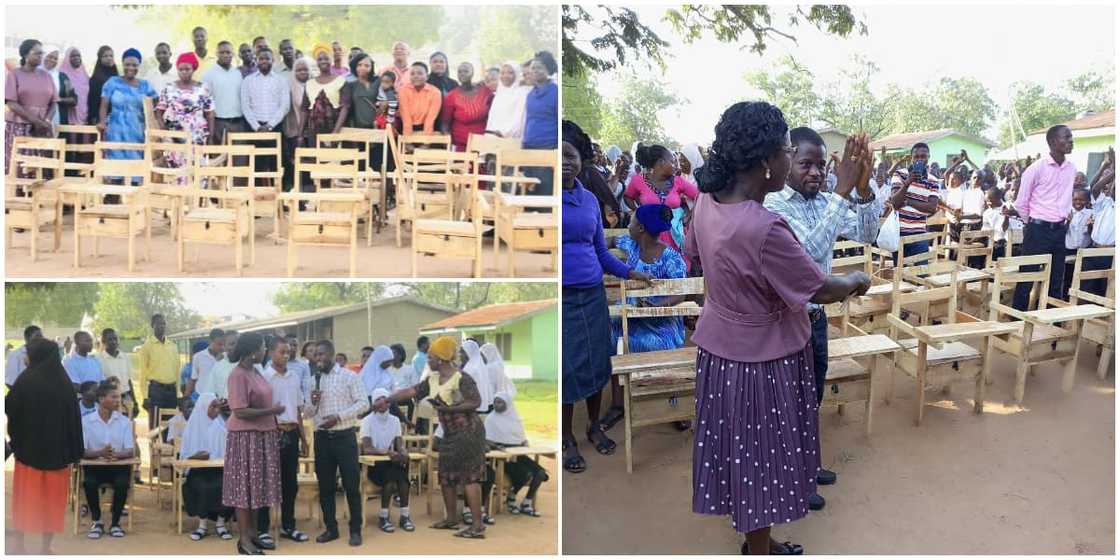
[685,101,869,555]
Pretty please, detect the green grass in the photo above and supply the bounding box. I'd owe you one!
[512,379,557,444]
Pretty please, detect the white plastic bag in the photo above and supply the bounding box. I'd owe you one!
[876,210,901,252]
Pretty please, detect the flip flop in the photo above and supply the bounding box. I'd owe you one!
[430,520,459,530]
[587,427,616,455]
[454,527,486,539]
[562,439,586,473]
[598,405,626,432]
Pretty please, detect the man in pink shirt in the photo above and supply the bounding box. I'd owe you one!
[1007,124,1076,310]
[379,41,411,90]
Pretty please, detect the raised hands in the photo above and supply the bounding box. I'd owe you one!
[834,132,873,200]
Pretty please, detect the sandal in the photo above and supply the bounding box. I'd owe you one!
[598,405,626,432]
[279,528,308,542]
[398,516,415,532]
[562,439,586,473]
[216,525,233,540]
[87,521,104,540]
[586,426,616,455]
[378,516,395,533]
[461,510,473,525]
[109,525,125,538]
[252,534,275,550]
[740,540,804,555]
[506,497,521,514]
[190,527,208,541]
[454,526,486,539]
[482,512,495,526]
[520,504,542,517]
[430,520,459,530]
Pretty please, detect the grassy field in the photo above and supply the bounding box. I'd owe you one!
[513,379,558,444]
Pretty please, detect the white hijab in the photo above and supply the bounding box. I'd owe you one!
[365,388,400,449]
[480,343,516,398]
[359,345,395,396]
[681,143,703,172]
[179,393,225,462]
[41,45,62,129]
[485,60,530,139]
[484,391,526,446]
[462,340,492,412]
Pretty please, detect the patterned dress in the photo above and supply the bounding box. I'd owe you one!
[302,77,348,147]
[414,371,487,486]
[610,234,687,352]
[439,86,494,152]
[101,76,158,159]
[156,82,213,170]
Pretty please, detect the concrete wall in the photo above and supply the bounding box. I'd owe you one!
[332,302,454,363]
[457,306,558,381]
[881,135,993,170]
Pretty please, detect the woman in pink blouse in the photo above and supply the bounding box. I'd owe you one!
[623,144,699,259]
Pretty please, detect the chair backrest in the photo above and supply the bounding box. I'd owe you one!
[1069,247,1115,309]
[887,232,959,337]
[193,144,256,192]
[335,127,391,179]
[495,148,559,195]
[92,142,151,185]
[6,137,65,189]
[57,125,101,171]
[145,129,194,187]
[466,133,520,158]
[294,147,361,192]
[399,133,451,155]
[142,96,157,131]
[832,240,873,276]
[988,254,1052,320]
[618,277,705,354]
[227,131,282,157]
[956,228,994,270]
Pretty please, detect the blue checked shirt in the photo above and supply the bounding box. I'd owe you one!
[763,185,882,313]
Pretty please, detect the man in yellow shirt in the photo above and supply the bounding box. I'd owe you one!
[138,314,180,429]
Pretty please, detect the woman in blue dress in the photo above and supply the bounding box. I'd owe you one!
[608,203,688,352]
[95,48,157,162]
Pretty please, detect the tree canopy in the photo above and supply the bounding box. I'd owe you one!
[272,283,557,314]
[92,284,200,342]
[596,72,682,149]
[5,283,100,330]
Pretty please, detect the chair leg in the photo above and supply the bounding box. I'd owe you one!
[1062,324,1084,393]
[1097,346,1113,380]
[127,234,135,273]
[915,343,928,426]
[866,355,885,436]
[53,204,61,252]
[177,234,185,273]
[29,220,38,262]
[1014,323,1034,404]
[350,224,358,278]
[624,378,634,474]
[236,224,244,277]
[411,238,418,278]
[976,338,993,414]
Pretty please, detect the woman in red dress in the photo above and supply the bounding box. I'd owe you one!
[439,62,494,152]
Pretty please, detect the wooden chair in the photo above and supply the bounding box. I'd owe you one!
[1060,247,1116,380]
[884,232,1018,425]
[398,133,451,157]
[319,130,388,244]
[388,136,454,247]
[831,239,875,276]
[56,124,101,179]
[986,254,1114,403]
[145,128,195,238]
[820,301,902,435]
[281,150,364,277]
[72,460,138,535]
[228,131,283,188]
[493,148,555,196]
[493,193,557,277]
[925,228,994,314]
[614,277,704,473]
[828,242,917,336]
[5,137,64,260]
[176,188,255,274]
[227,132,284,243]
[411,154,486,277]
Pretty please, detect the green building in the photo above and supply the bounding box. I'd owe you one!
[989,110,1115,178]
[419,299,558,381]
[870,129,997,168]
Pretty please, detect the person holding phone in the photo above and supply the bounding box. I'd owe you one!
[304,339,368,547]
[889,142,941,259]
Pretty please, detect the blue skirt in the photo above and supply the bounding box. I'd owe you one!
[562,285,615,404]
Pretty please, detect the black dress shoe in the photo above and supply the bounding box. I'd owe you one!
[807,493,826,511]
[315,530,339,544]
[348,533,362,547]
[817,468,837,485]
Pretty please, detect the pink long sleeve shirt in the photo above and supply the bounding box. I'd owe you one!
[1014,153,1076,223]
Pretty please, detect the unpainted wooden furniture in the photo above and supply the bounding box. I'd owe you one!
[411,154,486,277]
[5,137,65,260]
[176,188,255,274]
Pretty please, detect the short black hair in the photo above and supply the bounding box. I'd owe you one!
[252,36,266,44]
[696,101,789,193]
[209,328,225,341]
[150,313,165,325]
[336,353,348,362]
[217,40,232,48]
[101,328,116,339]
[562,120,593,162]
[24,325,42,342]
[95,382,117,401]
[155,42,170,50]
[228,332,264,363]
[533,50,558,75]
[634,144,673,169]
[391,343,407,361]
[267,336,289,353]
[256,47,273,56]
[79,381,98,394]
[417,336,429,346]
[411,61,429,73]
[1046,125,1070,144]
[317,339,335,355]
[911,143,930,154]
[192,26,206,34]
[361,346,375,353]
[73,330,92,342]
[789,127,825,150]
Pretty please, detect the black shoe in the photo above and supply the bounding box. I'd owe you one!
[315,530,339,544]
[348,533,362,547]
[251,535,275,551]
[807,493,826,511]
[816,469,837,485]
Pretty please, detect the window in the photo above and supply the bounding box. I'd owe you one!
[496,333,512,360]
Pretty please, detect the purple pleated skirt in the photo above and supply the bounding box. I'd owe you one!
[691,343,821,534]
[222,429,281,510]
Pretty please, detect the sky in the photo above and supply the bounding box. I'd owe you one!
[580,3,1116,144]
[177,282,281,319]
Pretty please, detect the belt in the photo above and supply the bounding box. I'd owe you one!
[149,380,175,387]
[215,116,244,121]
[315,427,356,437]
[1028,218,1067,229]
[808,307,825,322]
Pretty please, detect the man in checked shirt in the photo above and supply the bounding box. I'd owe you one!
[763,127,879,513]
[305,339,369,546]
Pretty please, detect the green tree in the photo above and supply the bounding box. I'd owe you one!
[926,77,997,137]
[597,72,680,149]
[562,71,605,139]
[1065,68,1115,114]
[390,283,556,311]
[997,82,1077,147]
[5,283,100,330]
[92,284,200,341]
[273,283,384,313]
[817,55,894,139]
[474,5,558,66]
[744,55,818,127]
[562,4,867,78]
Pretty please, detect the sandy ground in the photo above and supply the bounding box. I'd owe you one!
[6,215,555,279]
[562,343,1115,555]
[3,457,557,556]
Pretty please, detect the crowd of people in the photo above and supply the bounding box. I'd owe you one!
[5,29,559,196]
[5,316,548,553]
[562,98,1114,554]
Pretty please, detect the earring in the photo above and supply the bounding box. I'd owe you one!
[765,168,771,180]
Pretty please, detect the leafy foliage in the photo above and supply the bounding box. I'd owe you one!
[996,82,1078,147]
[5,283,100,329]
[561,5,669,78]
[1065,68,1115,114]
[816,55,894,139]
[92,284,200,341]
[596,72,681,149]
[474,5,558,67]
[563,71,606,139]
[745,55,819,128]
[273,283,385,313]
[271,283,556,314]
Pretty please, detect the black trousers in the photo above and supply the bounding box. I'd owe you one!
[258,430,300,533]
[1082,250,1114,297]
[83,465,131,526]
[314,429,362,535]
[1013,220,1069,311]
[282,136,301,192]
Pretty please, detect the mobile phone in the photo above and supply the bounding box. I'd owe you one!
[908,160,927,180]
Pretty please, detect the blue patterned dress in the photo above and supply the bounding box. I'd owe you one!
[101,76,157,159]
[610,234,688,352]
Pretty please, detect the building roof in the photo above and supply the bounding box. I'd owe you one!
[1030,109,1115,135]
[870,128,996,151]
[815,126,849,136]
[419,299,557,334]
[169,296,455,340]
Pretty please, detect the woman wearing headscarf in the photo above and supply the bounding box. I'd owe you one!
[87,45,118,126]
[359,345,396,397]
[485,391,548,517]
[60,47,90,126]
[386,336,488,539]
[6,339,83,554]
[155,52,214,171]
[302,44,348,148]
[41,45,76,129]
[359,388,415,533]
[624,144,700,265]
[5,39,57,171]
[282,56,312,192]
[479,343,516,398]
[460,339,493,413]
[426,52,459,96]
[686,101,870,554]
[97,48,158,161]
[439,62,494,152]
[484,61,530,140]
[180,393,234,541]
[679,143,703,185]
[561,120,651,475]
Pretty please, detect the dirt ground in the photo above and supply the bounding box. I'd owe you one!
[4,431,557,555]
[562,344,1115,555]
[5,215,555,279]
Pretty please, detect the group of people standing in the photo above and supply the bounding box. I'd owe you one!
[5,30,559,197]
[5,314,547,553]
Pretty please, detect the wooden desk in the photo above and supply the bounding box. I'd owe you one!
[171,458,224,534]
[611,347,696,376]
[73,458,142,535]
[491,446,557,513]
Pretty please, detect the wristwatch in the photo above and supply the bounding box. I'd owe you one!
[854,192,877,205]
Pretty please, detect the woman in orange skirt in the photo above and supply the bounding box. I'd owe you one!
[6,338,84,553]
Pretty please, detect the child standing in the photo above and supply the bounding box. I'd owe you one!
[982,187,1009,261]
[1063,189,1094,297]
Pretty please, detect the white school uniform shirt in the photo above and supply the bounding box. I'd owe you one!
[263,364,303,424]
[191,348,222,391]
[1066,208,1094,250]
[82,410,135,452]
[1091,201,1115,246]
[981,206,1008,243]
[5,346,28,385]
[96,351,132,393]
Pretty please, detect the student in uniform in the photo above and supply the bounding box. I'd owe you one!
[78,381,99,416]
[82,383,136,539]
[485,391,548,517]
[179,393,234,541]
[359,388,416,533]
[260,337,310,543]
